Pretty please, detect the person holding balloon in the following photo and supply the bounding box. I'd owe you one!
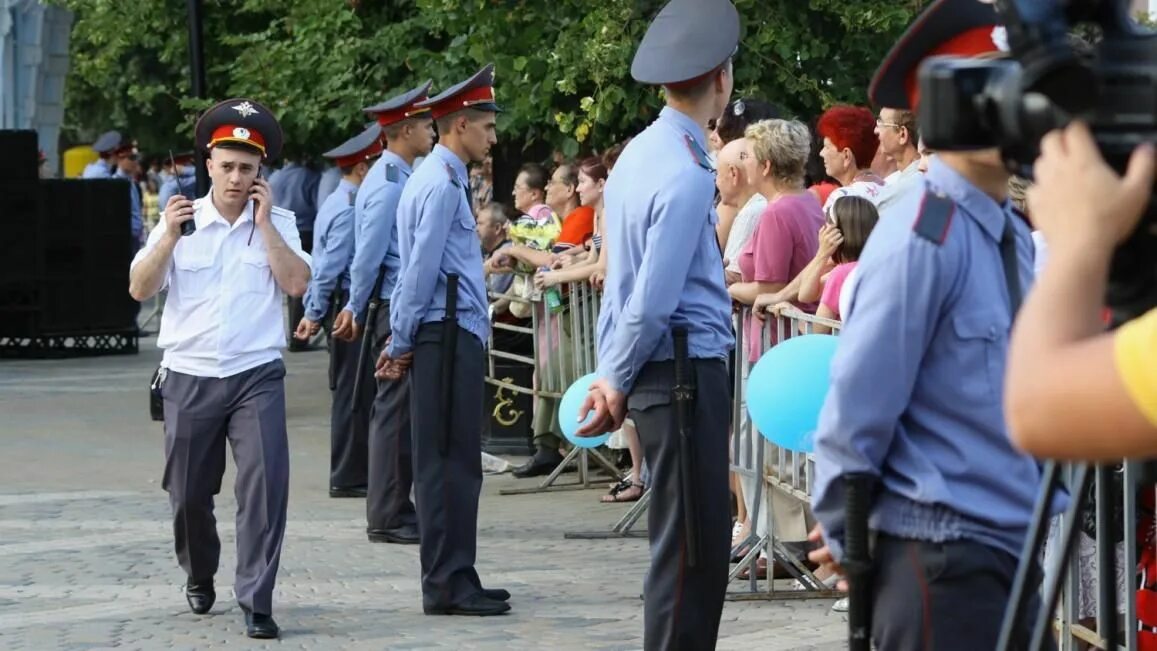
[573,0,740,648]
[805,1,1065,648]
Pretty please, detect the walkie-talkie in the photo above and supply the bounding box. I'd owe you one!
[169,150,196,237]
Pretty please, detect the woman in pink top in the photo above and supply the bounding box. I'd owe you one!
[727,118,824,362]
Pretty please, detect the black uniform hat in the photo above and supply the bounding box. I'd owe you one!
[322,123,384,168]
[92,130,123,155]
[364,80,434,127]
[194,98,284,161]
[630,0,740,87]
[868,0,1004,111]
[416,64,502,120]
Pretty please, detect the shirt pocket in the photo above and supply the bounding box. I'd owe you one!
[238,248,273,294]
[950,310,1007,403]
[173,251,215,300]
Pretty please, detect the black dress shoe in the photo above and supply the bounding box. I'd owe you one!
[424,593,511,616]
[511,449,566,478]
[367,525,420,544]
[185,580,215,615]
[481,588,510,601]
[329,486,367,498]
[242,608,280,639]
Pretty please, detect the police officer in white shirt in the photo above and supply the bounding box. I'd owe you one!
[128,98,311,640]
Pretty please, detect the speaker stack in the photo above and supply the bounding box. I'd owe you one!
[0,130,139,358]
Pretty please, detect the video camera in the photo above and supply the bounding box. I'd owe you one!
[920,0,1157,323]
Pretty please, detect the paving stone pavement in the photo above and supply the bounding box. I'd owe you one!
[0,337,846,650]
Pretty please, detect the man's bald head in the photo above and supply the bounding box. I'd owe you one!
[716,137,751,206]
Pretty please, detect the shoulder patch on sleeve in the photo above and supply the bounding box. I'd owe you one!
[385,164,399,183]
[683,134,714,171]
[444,163,462,188]
[911,191,955,245]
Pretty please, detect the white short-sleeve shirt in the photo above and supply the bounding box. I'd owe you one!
[131,194,309,378]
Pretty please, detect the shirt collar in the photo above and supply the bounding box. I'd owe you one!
[659,106,710,156]
[337,178,358,194]
[379,149,413,176]
[195,189,255,231]
[924,158,1009,242]
[432,144,468,186]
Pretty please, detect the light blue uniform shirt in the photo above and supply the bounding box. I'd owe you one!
[303,178,358,322]
[595,106,733,394]
[811,158,1065,562]
[386,144,489,357]
[158,168,197,212]
[82,160,113,179]
[269,162,321,234]
[316,166,342,209]
[114,168,143,238]
[344,150,411,322]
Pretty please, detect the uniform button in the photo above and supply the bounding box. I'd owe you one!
[989,326,997,337]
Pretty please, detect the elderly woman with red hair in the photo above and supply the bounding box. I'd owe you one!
[817,105,885,216]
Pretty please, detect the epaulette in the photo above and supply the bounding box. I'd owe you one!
[683,134,714,172]
[271,205,296,222]
[385,163,399,183]
[911,191,955,245]
[444,163,462,188]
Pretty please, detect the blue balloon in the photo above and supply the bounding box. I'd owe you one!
[559,372,611,449]
[746,334,839,453]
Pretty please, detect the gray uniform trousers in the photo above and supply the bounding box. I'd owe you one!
[870,533,1054,650]
[329,292,372,490]
[161,359,290,616]
[366,301,418,531]
[629,358,731,651]
[409,322,486,607]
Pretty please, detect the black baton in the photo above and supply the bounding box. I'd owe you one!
[353,265,388,414]
[843,473,875,651]
[327,292,340,391]
[672,327,699,567]
[437,274,460,457]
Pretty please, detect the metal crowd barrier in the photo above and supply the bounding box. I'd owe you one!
[728,305,841,601]
[487,275,624,496]
[1043,461,1149,650]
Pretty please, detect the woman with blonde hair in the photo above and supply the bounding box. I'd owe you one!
[725,118,825,571]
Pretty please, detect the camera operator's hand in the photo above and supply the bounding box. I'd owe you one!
[1029,121,1156,254]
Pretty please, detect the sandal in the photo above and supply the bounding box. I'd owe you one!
[601,477,645,503]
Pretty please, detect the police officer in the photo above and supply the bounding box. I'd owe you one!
[294,122,385,498]
[377,64,510,616]
[332,82,435,539]
[83,130,122,178]
[575,1,738,647]
[128,98,311,640]
[807,2,1064,648]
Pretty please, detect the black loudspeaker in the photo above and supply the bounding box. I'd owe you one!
[483,361,535,456]
[0,130,38,182]
[35,180,134,334]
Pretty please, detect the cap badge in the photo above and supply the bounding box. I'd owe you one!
[991,26,1009,53]
[232,101,258,118]
[233,127,251,139]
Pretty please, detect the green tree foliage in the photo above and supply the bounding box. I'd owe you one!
[60,0,922,159]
